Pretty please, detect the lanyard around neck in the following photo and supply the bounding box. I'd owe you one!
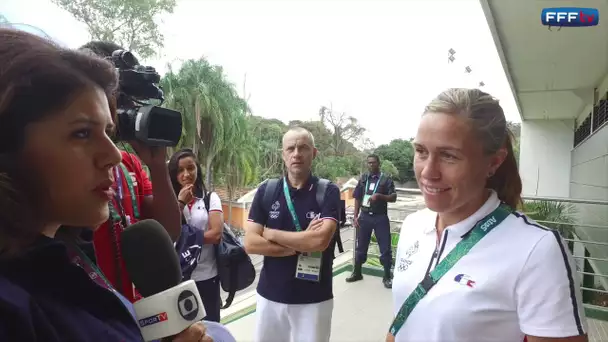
[68,243,113,290]
[108,163,140,223]
[388,203,512,337]
[282,178,303,232]
[365,173,383,195]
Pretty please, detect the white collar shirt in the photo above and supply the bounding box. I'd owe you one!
[392,190,586,341]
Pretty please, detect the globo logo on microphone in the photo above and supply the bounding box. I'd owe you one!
[138,312,168,328]
[177,290,200,321]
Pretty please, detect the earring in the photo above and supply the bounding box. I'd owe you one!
[488,171,494,178]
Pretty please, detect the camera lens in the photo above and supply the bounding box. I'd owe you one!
[112,50,137,69]
[119,51,137,68]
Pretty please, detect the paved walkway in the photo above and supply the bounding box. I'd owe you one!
[589,317,608,341]
[225,270,608,341]
[225,270,394,341]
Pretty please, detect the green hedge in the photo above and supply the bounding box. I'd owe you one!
[365,231,399,268]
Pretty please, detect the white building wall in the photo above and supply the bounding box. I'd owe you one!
[571,125,608,202]
[570,124,608,286]
[519,120,574,197]
[598,73,608,98]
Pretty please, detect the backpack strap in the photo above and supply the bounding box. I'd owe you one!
[221,264,239,309]
[314,178,343,258]
[316,178,330,207]
[263,177,328,210]
[259,177,342,258]
[203,191,211,213]
[262,179,280,212]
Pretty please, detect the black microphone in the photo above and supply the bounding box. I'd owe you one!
[121,219,205,341]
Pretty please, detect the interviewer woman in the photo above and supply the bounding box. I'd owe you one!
[388,88,587,342]
[0,28,210,341]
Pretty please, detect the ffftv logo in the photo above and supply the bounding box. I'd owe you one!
[541,8,599,27]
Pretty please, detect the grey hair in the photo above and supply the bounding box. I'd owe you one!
[283,126,316,148]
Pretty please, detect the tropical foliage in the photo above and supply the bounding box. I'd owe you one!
[156,59,378,198]
[374,139,415,182]
[52,0,176,59]
[508,121,521,163]
[160,59,256,194]
[366,232,400,269]
[522,200,577,240]
[159,55,524,195]
[53,0,524,194]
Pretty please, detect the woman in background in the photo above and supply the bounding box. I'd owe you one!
[388,88,587,342]
[169,149,224,322]
[0,28,208,341]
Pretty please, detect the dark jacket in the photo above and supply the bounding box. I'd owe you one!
[0,236,143,341]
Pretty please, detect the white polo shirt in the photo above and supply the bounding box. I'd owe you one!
[392,190,587,341]
[183,192,223,282]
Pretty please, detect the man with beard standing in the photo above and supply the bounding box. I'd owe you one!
[244,127,340,342]
[347,154,397,288]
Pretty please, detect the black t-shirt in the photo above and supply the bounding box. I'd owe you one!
[248,176,340,304]
[353,173,396,215]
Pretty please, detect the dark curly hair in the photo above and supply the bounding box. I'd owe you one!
[0,28,118,256]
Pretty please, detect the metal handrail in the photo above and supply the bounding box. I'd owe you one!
[574,255,608,263]
[535,221,608,230]
[563,238,608,247]
[354,190,608,310]
[521,195,608,206]
[581,287,608,295]
[580,271,608,278]
[393,188,608,206]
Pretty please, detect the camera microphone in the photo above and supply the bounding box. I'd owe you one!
[121,219,205,341]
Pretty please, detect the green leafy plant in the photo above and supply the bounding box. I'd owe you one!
[52,0,176,60]
[365,232,400,268]
[522,200,577,239]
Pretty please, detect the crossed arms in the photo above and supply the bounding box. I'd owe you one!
[244,218,337,256]
[243,183,340,257]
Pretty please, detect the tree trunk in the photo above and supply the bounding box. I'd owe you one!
[193,97,201,156]
[227,187,233,229]
[205,156,213,188]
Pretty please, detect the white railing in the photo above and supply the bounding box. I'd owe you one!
[352,189,608,314]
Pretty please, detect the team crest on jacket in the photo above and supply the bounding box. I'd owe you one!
[269,201,281,219]
[397,241,419,272]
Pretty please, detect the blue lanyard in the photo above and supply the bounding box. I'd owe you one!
[282,179,303,232]
[365,173,383,195]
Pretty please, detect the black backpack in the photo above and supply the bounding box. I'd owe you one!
[175,222,204,281]
[262,178,343,256]
[202,193,256,309]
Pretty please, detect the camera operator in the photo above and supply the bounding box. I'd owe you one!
[79,41,181,302]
